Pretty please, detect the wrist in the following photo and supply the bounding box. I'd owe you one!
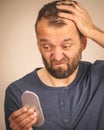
[88,26,104,47]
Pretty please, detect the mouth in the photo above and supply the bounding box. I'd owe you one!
[52,61,67,68]
[51,58,69,68]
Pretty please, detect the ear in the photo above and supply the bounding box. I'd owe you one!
[81,36,87,50]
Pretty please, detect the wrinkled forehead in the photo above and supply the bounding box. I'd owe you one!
[36,17,77,32]
[36,17,83,42]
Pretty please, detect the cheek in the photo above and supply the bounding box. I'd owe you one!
[67,47,82,60]
[71,44,82,54]
[41,51,52,63]
[63,49,76,59]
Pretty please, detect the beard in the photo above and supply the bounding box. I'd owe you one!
[41,49,82,79]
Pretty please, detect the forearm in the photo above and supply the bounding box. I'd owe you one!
[89,27,104,48]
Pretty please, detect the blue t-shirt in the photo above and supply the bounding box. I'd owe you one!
[4,60,104,130]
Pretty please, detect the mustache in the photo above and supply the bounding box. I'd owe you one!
[51,58,69,64]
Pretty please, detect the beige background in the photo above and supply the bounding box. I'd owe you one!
[0,0,104,129]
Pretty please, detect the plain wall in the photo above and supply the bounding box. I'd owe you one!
[0,0,104,129]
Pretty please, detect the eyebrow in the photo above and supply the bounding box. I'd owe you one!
[40,38,73,41]
[38,37,73,45]
[63,38,73,42]
[39,38,48,42]
[39,38,52,45]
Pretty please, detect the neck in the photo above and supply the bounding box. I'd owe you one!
[37,67,79,87]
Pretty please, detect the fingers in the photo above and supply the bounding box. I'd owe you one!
[57,0,79,9]
[56,0,95,37]
[9,107,28,122]
[9,107,38,130]
[56,0,88,15]
[56,1,80,20]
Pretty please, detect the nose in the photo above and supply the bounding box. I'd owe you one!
[52,47,64,61]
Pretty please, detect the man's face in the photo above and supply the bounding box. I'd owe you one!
[36,18,86,79]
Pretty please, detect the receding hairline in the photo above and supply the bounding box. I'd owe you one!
[35,0,83,38]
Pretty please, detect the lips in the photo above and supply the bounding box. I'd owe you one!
[54,62,64,65]
[51,58,68,67]
[52,61,66,67]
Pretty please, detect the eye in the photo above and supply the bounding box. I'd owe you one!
[43,44,52,51]
[63,44,71,50]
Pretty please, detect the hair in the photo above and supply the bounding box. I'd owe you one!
[35,0,68,31]
[35,0,83,37]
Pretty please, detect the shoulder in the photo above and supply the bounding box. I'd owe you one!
[91,60,104,73]
[85,60,104,81]
[5,68,40,94]
[80,60,104,70]
[92,60,104,67]
[80,60,104,78]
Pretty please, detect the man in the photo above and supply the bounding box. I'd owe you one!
[4,0,104,130]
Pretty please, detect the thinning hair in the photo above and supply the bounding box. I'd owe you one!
[35,1,67,31]
[35,0,83,37]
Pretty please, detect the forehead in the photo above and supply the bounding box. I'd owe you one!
[36,18,79,36]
